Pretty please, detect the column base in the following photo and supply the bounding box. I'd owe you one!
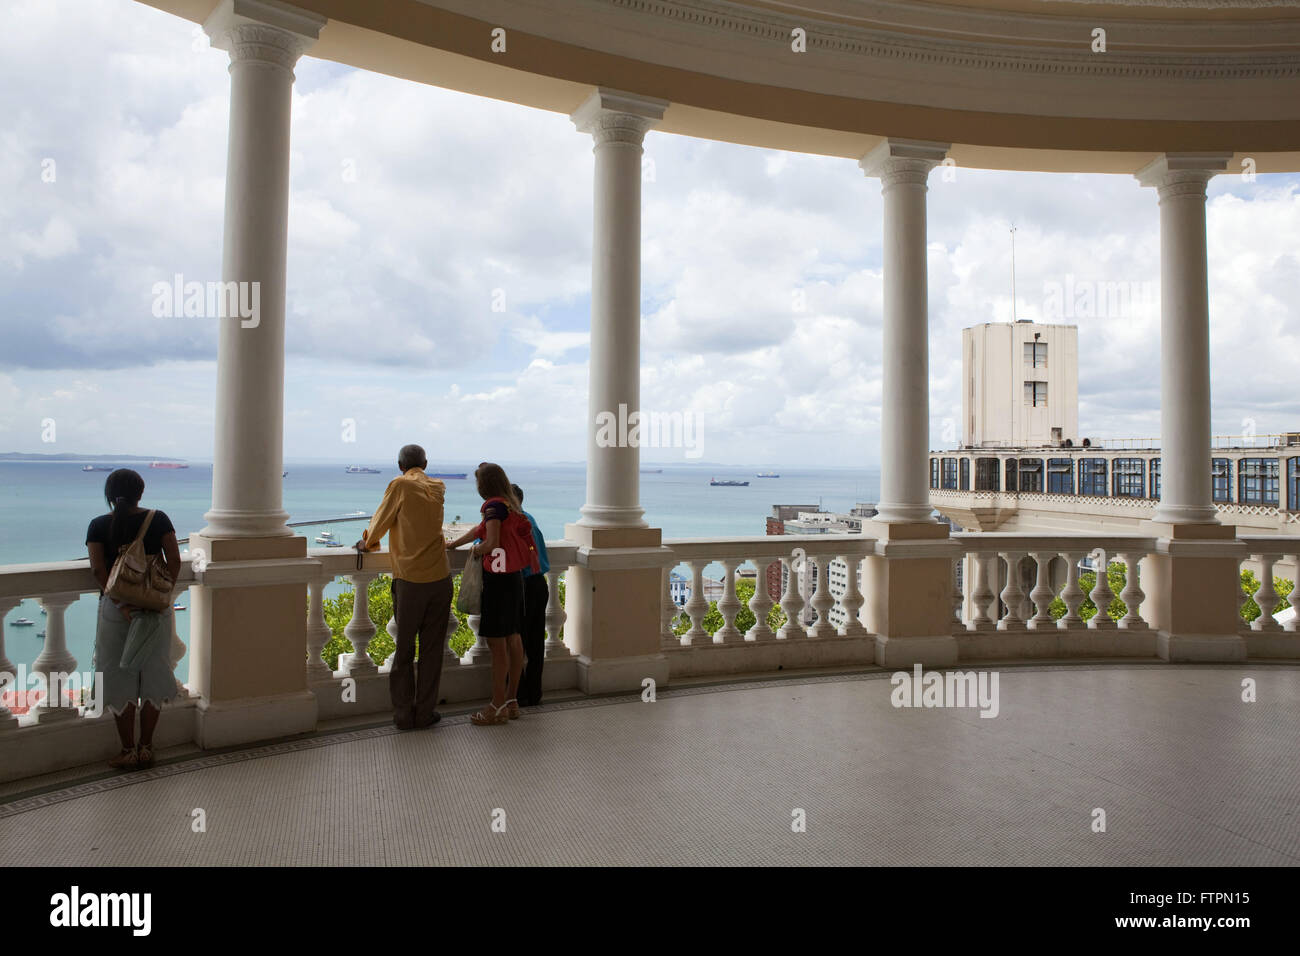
[875,634,960,669]
[1156,631,1247,663]
[576,504,648,528]
[575,653,670,695]
[194,689,317,749]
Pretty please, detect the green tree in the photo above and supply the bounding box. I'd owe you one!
[1048,561,1129,622]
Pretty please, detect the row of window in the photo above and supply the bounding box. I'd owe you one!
[930,456,1300,509]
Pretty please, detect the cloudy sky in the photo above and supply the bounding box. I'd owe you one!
[1,0,1297,467]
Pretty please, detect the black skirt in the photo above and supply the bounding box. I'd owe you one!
[479,569,525,638]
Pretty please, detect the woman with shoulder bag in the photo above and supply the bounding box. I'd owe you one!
[86,469,181,770]
[446,462,529,726]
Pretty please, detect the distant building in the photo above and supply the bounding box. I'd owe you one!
[963,320,1079,448]
[764,503,877,627]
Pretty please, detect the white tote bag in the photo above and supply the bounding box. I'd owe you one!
[457,553,483,615]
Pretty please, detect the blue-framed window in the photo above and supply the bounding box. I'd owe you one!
[1019,458,1045,492]
[930,458,940,489]
[959,458,970,491]
[1113,458,1145,498]
[975,458,999,491]
[1212,458,1231,503]
[1150,458,1161,500]
[941,458,958,490]
[1238,458,1280,506]
[1289,457,1300,511]
[1080,458,1108,497]
[1004,458,1018,491]
[1048,458,1074,494]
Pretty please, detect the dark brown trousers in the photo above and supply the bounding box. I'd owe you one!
[390,576,453,727]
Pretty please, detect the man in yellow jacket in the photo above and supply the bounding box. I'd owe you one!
[360,444,452,730]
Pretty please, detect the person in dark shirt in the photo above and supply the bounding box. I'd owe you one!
[511,483,550,707]
[85,469,181,770]
[446,463,526,725]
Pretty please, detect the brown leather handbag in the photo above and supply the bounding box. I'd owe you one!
[105,510,174,612]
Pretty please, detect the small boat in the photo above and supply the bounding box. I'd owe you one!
[315,531,337,544]
[325,541,344,548]
[172,604,187,611]
[640,468,663,474]
[710,478,750,487]
[345,465,381,474]
[150,461,189,469]
[756,471,780,478]
[82,465,112,472]
[429,472,467,479]
[10,618,35,627]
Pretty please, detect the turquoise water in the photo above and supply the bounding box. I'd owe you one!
[0,461,879,674]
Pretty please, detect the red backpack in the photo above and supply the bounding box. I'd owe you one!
[477,498,541,575]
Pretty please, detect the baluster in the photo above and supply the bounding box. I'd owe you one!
[1087,549,1116,629]
[32,591,80,722]
[997,553,1026,630]
[714,558,743,643]
[445,602,461,663]
[968,553,995,630]
[1118,552,1147,629]
[745,557,777,642]
[168,584,189,699]
[545,569,571,657]
[0,596,19,730]
[1236,558,1250,627]
[1057,551,1085,627]
[1253,554,1281,632]
[1027,552,1055,629]
[1287,554,1300,633]
[463,613,489,663]
[660,566,680,649]
[837,554,869,639]
[777,554,806,640]
[341,572,378,675]
[683,560,711,645]
[807,554,836,638]
[951,558,964,627]
[305,574,334,681]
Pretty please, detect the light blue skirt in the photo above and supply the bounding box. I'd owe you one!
[92,595,183,716]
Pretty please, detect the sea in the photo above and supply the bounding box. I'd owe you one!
[0,460,880,675]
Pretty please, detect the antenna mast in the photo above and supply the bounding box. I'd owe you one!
[1010,223,1018,323]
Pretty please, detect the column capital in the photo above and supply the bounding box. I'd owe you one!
[859,138,950,188]
[571,88,668,147]
[204,0,325,75]
[1136,152,1233,199]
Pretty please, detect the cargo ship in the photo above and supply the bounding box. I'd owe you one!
[756,471,780,478]
[82,465,112,472]
[430,472,466,479]
[345,465,382,474]
[150,461,189,469]
[710,478,749,487]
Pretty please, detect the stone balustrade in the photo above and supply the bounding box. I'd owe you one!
[1,528,1297,783]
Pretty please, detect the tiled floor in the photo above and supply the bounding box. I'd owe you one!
[2,664,1298,866]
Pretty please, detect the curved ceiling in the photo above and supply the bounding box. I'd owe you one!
[140,0,1300,173]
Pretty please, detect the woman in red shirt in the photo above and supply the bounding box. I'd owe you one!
[446,463,526,725]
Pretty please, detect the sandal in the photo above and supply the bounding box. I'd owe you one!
[136,745,155,770]
[470,703,509,726]
[108,748,138,770]
[505,698,520,720]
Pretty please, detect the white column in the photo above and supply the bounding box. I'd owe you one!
[201,2,324,538]
[860,139,950,523]
[1137,153,1231,525]
[571,89,667,528]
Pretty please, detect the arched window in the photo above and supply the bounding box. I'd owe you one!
[1019,458,1044,492]
[941,458,958,490]
[1048,458,1073,494]
[1238,458,1279,506]
[975,458,1000,491]
[1289,457,1300,512]
[1149,458,1161,500]
[1212,458,1231,503]
[1004,458,1018,491]
[930,458,940,489]
[959,457,971,491]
